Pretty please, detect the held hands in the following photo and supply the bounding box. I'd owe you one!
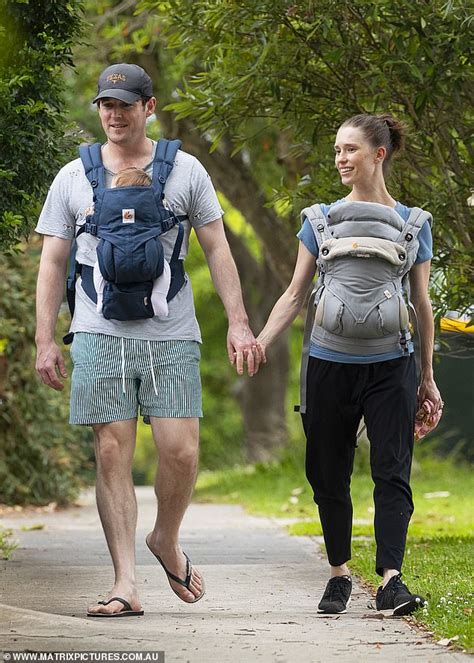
[35,341,68,391]
[227,323,266,377]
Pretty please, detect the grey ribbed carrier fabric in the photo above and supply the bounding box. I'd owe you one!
[298,201,432,413]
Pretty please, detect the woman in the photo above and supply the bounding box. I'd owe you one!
[256,114,442,615]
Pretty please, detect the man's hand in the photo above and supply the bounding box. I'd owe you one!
[227,323,263,377]
[36,341,68,391]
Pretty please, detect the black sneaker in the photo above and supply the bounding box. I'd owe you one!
[317,576,352,614]
[375,573,426,616]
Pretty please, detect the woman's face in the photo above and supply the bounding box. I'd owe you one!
[334,125,382,187]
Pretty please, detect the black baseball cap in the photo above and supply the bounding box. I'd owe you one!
[93,63,153,104]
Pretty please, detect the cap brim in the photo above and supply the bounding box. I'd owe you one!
[92,89,142,104]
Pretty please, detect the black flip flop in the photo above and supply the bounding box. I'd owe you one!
[145,536,205,603]
[87,596,144,618]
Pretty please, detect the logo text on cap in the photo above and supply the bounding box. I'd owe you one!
[107,73,127,84]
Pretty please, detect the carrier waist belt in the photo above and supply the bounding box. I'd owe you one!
[79,261,186,305]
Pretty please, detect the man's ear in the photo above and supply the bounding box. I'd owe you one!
[146,97,157,116]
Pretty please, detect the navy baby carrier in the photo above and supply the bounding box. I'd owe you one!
[64,139,186,343]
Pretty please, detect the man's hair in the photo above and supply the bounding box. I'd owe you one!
[112,167,151,188]
[97,96,151,108]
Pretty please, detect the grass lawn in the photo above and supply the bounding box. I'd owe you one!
[195,448,473,651]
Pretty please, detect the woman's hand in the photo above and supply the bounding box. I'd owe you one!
[254,338,267,366]
[417,375,443,412]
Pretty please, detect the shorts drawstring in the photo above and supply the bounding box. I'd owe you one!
[121,337,126,394]
[147,340,158,396]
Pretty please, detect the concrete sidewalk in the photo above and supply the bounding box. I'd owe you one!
[0,488,467,662]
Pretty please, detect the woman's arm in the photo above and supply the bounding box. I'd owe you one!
[409,261,443,410]
[257,242,317,356]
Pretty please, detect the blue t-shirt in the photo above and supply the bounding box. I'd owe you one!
[297,199,433,364]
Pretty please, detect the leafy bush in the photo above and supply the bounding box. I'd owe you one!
[0,0,92,505]
[0,0,84,251]
[0,244,93,505]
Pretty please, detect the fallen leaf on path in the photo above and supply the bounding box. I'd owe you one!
[437,636,459,646]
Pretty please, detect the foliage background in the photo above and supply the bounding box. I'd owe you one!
[0,0,84,251]
[0,242,93,505]
[0,0,92,505]
[69,0,472,474]
[0,0,472,504]
[156,0,473,314]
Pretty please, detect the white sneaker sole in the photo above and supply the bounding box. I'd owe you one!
[317,597,351,614]
[392,596,424,616]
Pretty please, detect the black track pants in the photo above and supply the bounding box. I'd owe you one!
[301,355,417,576]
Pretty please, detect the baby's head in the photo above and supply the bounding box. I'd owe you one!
[112,167,151,188]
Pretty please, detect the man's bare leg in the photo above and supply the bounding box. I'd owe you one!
[146,417,204,602]
[87,419,143,615]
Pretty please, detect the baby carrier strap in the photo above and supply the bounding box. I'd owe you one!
[152,139,186,300]
[396,207,432,251]
[395,207,433,301]
[296,286,318,415]
[79,143,105,197]
[167,222,185,302]
[295,205,328,414]
[152,138,181,193]
[396,207,432,359]
[301,204,332,248]
[64,143,108,337]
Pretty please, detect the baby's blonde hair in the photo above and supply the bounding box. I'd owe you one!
[112,167,151,188]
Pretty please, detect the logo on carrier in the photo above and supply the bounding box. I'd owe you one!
[122,209,135,223]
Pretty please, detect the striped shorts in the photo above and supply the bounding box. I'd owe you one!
[69,332,202,424]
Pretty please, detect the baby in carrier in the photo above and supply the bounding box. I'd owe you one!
[91,167,171,318]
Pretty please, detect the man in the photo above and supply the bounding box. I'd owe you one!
[35,63,259,617]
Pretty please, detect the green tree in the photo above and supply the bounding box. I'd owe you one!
[150,0,473,314]
[0,0,84,251]
[0,1,91,506]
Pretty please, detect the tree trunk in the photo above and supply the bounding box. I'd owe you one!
[139,52,292,461]
[226,229,290,462]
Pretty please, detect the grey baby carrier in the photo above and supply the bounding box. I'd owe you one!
[298,200,432,412]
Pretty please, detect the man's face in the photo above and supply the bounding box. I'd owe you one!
[97,97,156,146]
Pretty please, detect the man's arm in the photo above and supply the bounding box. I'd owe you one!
[194,219,258,376]
[409,261,443,410]
[35,235,72,390]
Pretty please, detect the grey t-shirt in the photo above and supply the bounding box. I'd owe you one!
[36,143,223,342]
